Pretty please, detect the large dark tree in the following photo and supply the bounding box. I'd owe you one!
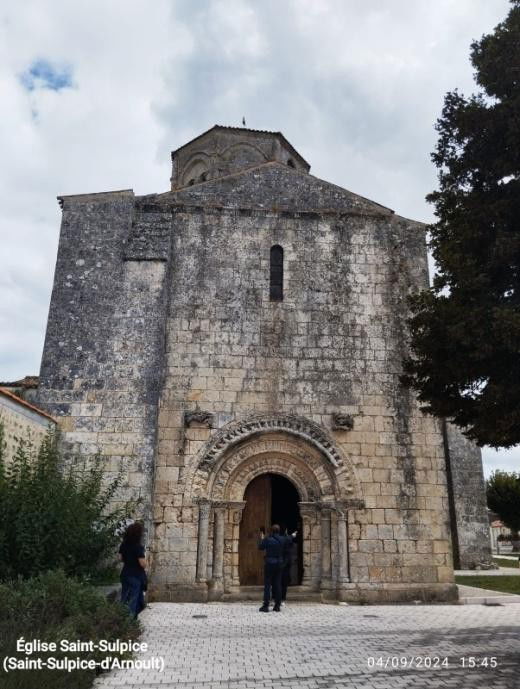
[487,471,520,539]
[403,1,520,447]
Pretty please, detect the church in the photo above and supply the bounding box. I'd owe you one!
[35,125,491,602]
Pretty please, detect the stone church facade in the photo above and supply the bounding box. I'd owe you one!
[35,125,491,603]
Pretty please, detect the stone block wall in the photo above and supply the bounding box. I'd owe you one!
[149,198,456,599]
[33,129,489,600]
[443,421,492,568]
[35,191,170,524]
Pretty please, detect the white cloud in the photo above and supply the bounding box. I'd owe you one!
[0,0,515,473]
[483,446,520,477]
[0,0,179,384]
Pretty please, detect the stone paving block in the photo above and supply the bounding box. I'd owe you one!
[93,602,520,689]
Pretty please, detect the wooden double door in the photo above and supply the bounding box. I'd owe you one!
[238,473,302,586]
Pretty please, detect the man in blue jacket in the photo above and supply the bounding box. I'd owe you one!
[258,524,284,612]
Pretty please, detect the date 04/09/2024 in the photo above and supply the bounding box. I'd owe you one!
[367,656,498,669]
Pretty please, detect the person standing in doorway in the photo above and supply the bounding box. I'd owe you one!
[280,524,297,606]
[119,522,147,619]
[258,524,284,612]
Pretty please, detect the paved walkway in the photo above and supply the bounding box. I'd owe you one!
[457,583,520,605]
[94,601,520,689]
[456,568,520,576]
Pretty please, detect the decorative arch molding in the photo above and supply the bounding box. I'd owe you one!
[219,141,267,162]
[182,150,211,164]
[180,151,211,186]
[189,414,363,504]
[208,437,328,502]
[199,414,346,471]
[226,458,310,502]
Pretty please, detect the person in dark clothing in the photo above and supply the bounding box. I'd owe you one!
[280,525,297,605]
[119,522,147,619]
[258,524,284,612]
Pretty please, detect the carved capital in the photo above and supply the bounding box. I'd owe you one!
[298,501,320,520]
[224,501,247,511]
[194,498,212,519]
[227,501,246,523]
[319,502,335,519]
[334,501,348,519]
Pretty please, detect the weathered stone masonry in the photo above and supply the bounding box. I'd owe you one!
[35,125,491,603]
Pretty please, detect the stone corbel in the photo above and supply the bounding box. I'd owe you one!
[184,409,214,428]
[331,413,354,431]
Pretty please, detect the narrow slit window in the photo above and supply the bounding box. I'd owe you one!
[270,245,284,302]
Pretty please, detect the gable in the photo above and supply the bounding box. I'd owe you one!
[155,162,393,216]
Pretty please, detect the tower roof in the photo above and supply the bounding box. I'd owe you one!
[171,124,310,169]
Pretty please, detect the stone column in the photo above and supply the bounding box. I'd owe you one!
[196,499,211,584]
[336,505,350,587]
[228,501,246,590]
[208,505,226,600]
[320,504,333,593]
[298,502,319,589]
[337,498,363,600]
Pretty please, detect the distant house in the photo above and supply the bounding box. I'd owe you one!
[0,375,39,400]
[0,383,55,462]
[488,511,514,553]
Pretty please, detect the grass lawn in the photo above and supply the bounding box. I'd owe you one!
[493,557,519,568]
[455,575,520,595]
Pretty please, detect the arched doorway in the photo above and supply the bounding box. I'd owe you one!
[188,421,361,599]
[239,473,303,586]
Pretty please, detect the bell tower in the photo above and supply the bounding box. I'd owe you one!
[170,124,310,190]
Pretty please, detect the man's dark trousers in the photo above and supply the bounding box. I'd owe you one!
[281,564,291,601]
[264,562,282,607]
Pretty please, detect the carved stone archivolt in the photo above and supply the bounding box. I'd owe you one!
[219,448,323,503]
[187,415,363,506]
[198,414,347,470]
[191,435,333,502]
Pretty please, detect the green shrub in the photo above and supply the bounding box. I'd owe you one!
[0,570,140,689]
[0,425,135,581]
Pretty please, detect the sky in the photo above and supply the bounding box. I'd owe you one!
[0,0,517,476]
